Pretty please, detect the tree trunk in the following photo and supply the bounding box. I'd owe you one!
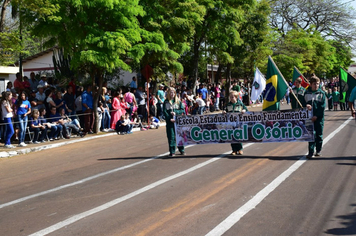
[0,0,10,32]
[225,63,232,104]
[93,73,103,133]
[192,40,200,95]
[215,64,222,85]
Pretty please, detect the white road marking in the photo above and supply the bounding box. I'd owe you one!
[0,145,194,209]
[206,117,353,236]
[29,144,254,236]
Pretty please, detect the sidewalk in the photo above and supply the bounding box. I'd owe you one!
[0,126,154,158]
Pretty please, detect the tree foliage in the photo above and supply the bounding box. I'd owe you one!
[269,0,356,44]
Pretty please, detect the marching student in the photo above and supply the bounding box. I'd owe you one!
[225,90,248,155]
[304,75,326,158]
[290,78,307,109]
[163,87,186,157]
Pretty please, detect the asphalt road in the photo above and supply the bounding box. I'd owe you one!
[0,105,355,236]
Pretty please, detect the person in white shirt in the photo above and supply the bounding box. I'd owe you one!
[196,92,206,115]
[1,91,15,148]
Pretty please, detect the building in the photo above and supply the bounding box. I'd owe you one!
[0,66,19,93]
[9,48,136,88]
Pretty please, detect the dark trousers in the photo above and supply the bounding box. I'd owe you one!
[231,143,243,152]
[308,119,324,155]
[328,99,333,110]
[84,109,94,132]
[30,127,48,142]
[166,124,184,155]
[138,105,147,122]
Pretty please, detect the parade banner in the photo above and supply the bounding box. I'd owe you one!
[175,108,314,146]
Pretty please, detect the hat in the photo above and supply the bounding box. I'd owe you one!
[159,84,164,87]
[31,89,36,93]
[37,84,44,89]
[40,74,47,78]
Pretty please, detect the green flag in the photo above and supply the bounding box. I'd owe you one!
[339,67,356,102]
[263,57,289,111]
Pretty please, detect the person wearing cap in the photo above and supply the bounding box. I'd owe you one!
[29,72,39,92]
[290,77,307,109]
[39,74,48,88]
[157,84,165,120]
[35,84,46,110]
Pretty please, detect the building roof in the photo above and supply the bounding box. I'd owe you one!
[15,47,57,65]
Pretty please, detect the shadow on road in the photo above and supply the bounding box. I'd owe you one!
[325,204,356,235]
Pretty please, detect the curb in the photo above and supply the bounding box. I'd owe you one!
[0,125,165,158]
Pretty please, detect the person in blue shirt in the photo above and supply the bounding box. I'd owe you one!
[48,106,65,139]
[197,83,208,103]
[149,114,160,129]
[16,91,31,147]
[130,76,137,89]
[39,108,62,141]
[29,109,48,143]
[82,85,94,133]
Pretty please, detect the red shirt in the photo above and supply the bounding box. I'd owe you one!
[14,79,24,90]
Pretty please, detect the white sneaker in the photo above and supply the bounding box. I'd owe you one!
[18,142,27,147]
[33,141,40,144]
[4,144,15,148]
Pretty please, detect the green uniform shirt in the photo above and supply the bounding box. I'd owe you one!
[290,86,307,109]
[225,100,248,113]
[332,91,340,102]
[304,87,326,120]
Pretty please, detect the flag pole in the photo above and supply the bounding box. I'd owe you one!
[268,56,303,108]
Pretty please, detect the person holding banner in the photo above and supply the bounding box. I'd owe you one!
[304,76,326,159]
[225,90,248,155]
[290,78,306,109]
[163,87,186,157]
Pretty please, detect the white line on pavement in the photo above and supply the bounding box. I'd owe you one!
[29,143,254,236]
[0,145,194,209]
[205,117,353,236]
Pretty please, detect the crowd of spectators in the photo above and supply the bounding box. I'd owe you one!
[1,72,254,148]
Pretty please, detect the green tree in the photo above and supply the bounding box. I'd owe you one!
[28,0,149,132]
[135,0,205,84]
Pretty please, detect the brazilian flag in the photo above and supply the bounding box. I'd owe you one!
[263,57,289,111]
[339,67,356,102]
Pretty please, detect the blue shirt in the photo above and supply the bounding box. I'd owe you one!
[130,80,137,89]
[82,90,93,111]
[349,86,356,103]
[16,100,31,115]
[30,118,41,127]
[197,88,208,100]
[49,113,61,122]
[152,116,160,123]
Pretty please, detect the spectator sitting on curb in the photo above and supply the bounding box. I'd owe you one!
[149,114,160,129]
[115,115,128,135]
[124,113,133,134]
